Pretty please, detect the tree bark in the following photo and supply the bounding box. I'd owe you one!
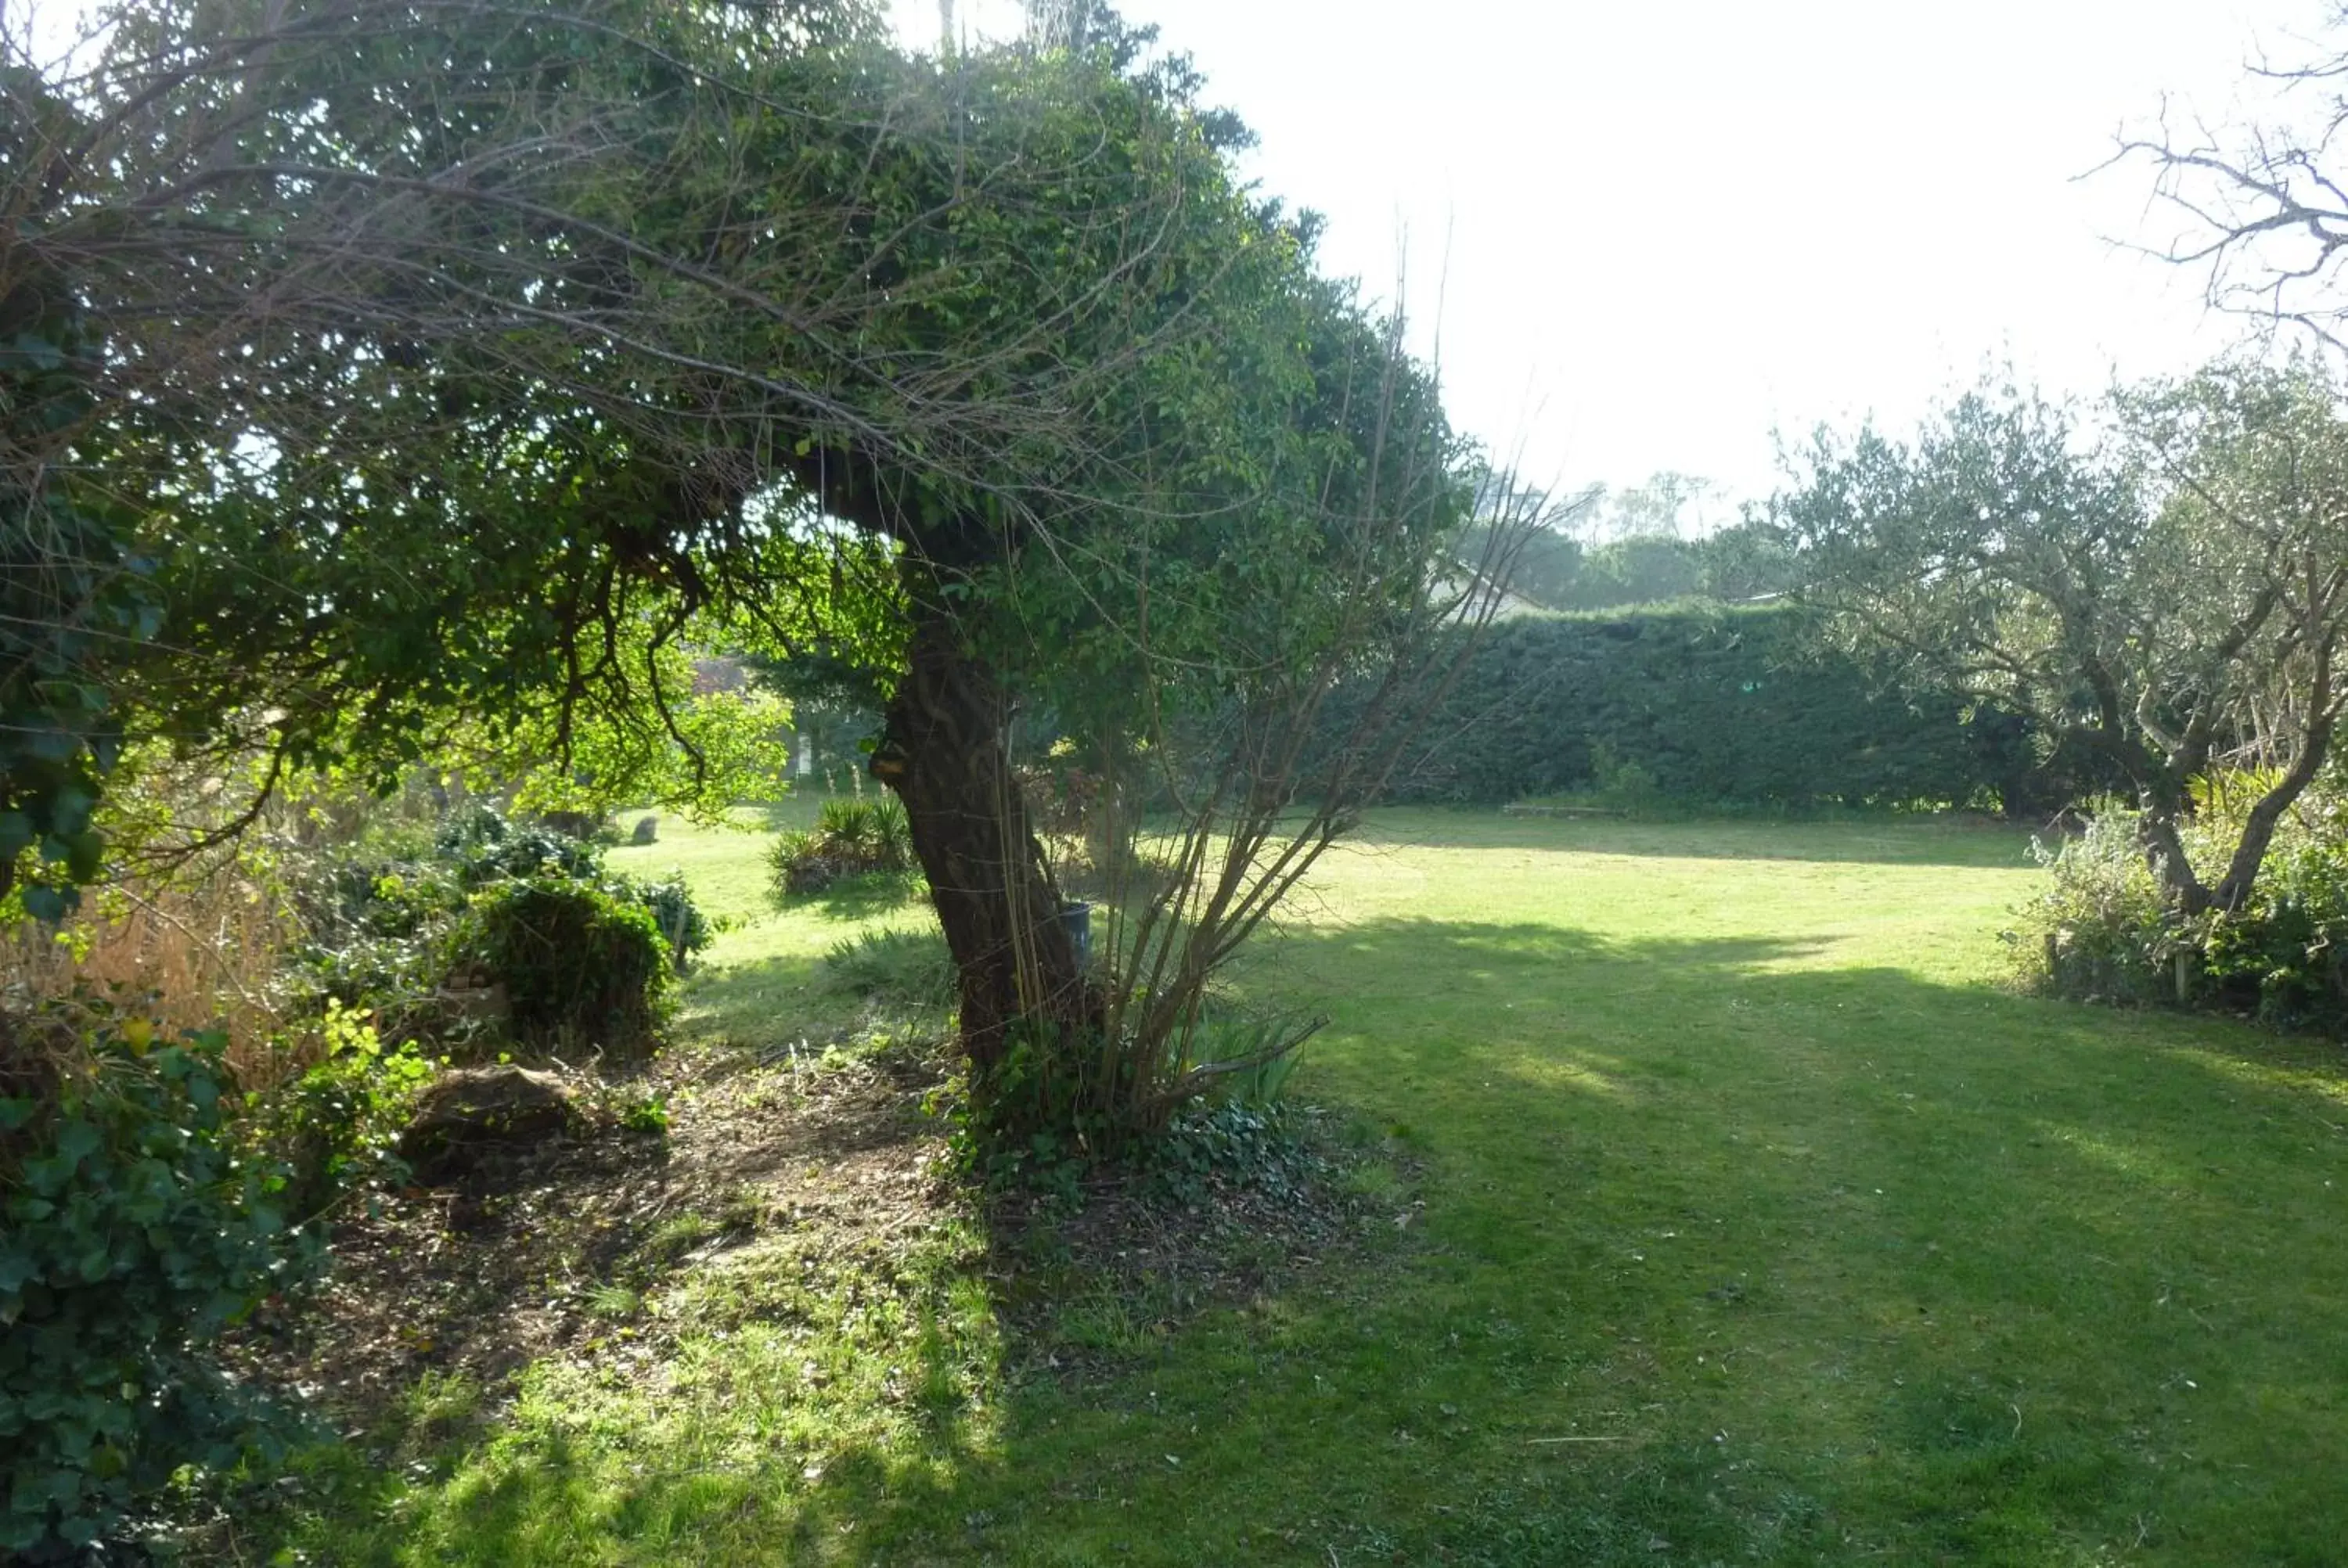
[2137,801,2214,915]
[873,599,1099,1074]
[2208,641,2338,912]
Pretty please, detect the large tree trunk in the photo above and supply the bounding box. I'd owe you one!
[2137,797,2214,915]
[2136,639,2340,915]
[873,601,1099,1075]
[2208,641,2338,912]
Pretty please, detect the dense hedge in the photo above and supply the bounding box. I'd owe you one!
[448,877,673,1060]
[1386,604,2088,813]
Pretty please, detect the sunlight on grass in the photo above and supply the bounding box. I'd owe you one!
[1506,1052,1637,1102]
[2180,1046,2348,1115]
[271,809,2348,1566]
[605,800,944,1059]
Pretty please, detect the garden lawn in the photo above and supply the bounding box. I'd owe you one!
[282,810,2348,1566]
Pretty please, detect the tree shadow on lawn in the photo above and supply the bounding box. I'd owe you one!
[672,948,834,1056]
[1341,807,2042,869]
[276,918,2348,1566]
[789,869,930,921]
[679,937,950,1060]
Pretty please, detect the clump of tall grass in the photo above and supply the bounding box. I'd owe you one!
[5,869,304,1091]
[821,927,955,1010]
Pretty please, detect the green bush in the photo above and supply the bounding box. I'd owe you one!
[261,1001,434,1216]
[628,869,713,971]
[2203,825,2348,1028]
[450,876,672,1059]
[0,1005,322,1555]
[2022,786,2348,1033]
[2019,807,2181,1009]
[291,805,707,1053]
[766,796,920,901]
[436,804,601,886]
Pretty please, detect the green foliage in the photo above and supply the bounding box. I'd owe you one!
[950,1004,1315,1191]
[1,74,158,919]
[632,870,714,970]
[2202,832,2348,1024]
[1184,1011,1311,1109]
[294,803,708,1055]
[818,797,914,867]
[1387,605,2077,812]
[1772,364,2348,913]
[1583,741,1666,813]
[0,1005,322,1555]
[2018,808,2181,1009]
[450,878,672,1060]
[1134,1100,1323,1210]
[950,1021,1134,1199]
[821,928,955,1011]
[436,807,602,886]
[436,805,711,965]
[2021,782,2348,1032]
[261,1002,434,1215]
[614,1089,670,1135]
[767,797,920,901]
[15,0,1482,1175]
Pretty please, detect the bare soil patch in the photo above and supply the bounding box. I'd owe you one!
[236,1038,1396,1435]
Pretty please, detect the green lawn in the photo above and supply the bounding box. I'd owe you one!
[282,810,2348,1565]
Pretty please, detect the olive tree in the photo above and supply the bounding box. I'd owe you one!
[1770,361,2348,913]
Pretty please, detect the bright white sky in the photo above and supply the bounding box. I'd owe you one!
[892,0,2335,512]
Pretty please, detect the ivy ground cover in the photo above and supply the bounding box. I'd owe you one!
[265,811,2348,1565]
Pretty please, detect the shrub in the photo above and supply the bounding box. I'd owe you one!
[2020,807,2182,1009]
[449,876,672,1059]
[438,805,601,886]
[765,796,920,901]
[261,1001,434,1215]
[2202,830,2348,1027]
[815,796,915,876]
[2021,784,2348,1033]
[0,1004,322,1555]
[954,1006,1318,1192]
[627,870,714,972]
[290,806,707,1052]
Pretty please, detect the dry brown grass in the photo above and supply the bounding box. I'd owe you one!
[4,865,312,1091]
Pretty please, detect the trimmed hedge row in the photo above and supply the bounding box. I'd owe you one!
[1385,604,2093,813]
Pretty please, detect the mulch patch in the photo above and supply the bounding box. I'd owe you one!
[233,1038,1406,1437]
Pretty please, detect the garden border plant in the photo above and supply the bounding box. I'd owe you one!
[0,998,324,1556]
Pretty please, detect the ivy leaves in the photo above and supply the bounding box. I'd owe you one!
[2,82,160,914]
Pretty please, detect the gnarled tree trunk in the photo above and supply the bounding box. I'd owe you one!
[873,599,1100,1075]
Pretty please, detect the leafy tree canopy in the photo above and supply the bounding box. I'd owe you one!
[1770,360,2348,912]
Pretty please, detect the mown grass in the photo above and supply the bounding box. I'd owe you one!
[265,809,2348,1565]
[604,797,942,1054]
